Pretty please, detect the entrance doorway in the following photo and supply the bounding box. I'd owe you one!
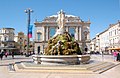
[85,48,88,52]
[37,46,40,54]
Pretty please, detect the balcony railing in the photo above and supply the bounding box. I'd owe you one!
[34,39,48,43]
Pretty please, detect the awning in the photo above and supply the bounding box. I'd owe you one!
[108,48,120,50]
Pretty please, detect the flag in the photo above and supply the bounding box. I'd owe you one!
[29,25,33,33]
[28,33,32,38]
[28,25,33,38]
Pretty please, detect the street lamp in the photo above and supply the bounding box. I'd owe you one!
[24,8,33,56]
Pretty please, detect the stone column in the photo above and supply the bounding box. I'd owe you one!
[48,27,50,39]
[78,27,79,40]
[46,27,49,41]
[79,26,81,41]
[75,27,79,40]
[87,32,90,40]
[44,26,46,41]
[55,27,58,33]
[66,26,69,32]
[43,26,45,41]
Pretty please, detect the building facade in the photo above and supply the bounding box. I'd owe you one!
[0,28,15,52]
[91,21,120,54]
[14,32,34,54]
[34,10,91,54]
[14,32,25,54]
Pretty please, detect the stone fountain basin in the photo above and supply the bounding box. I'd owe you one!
[32,55,90,65]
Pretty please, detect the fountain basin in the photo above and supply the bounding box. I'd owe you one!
[32,55,90,65]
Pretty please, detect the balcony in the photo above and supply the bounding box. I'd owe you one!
[34,39,47,43]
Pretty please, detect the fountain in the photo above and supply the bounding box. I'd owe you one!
[11,11,115,74]
[32,10,90,65]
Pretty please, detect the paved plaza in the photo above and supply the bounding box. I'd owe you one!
[0,55,120,78]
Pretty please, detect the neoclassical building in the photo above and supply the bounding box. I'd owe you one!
[34,10,91,54]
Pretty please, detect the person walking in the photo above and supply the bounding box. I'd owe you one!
[0,52,2,60]
[113,51,118,61]
[11,52,14,59]
[0,51,4,60]
[117,52,120,62]
[5,52,8,58]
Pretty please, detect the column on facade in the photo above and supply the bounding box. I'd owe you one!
[79,26,82,41]
[43,26,46,54]
[46,26,49,41]
[43,26,45,41]
[55,27,58,34]
[87,26,90,40]
[65,26,69,32]
[48,27,50,39]
[44,26,46,41]
[87,32,90,40]
[75,26,79,40]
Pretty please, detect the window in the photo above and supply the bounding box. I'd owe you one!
[5,37,7,41]
[69,27,75,37]
[37,33,41,41]
[115,30,116,35]
[5,30,6,33]
[84,31,88,40]
[49,28,56,38]
[109,32,110,36]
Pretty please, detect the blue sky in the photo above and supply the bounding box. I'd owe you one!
[0,0,120,39]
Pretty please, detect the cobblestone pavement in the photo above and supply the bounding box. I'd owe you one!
[0,55,120,78]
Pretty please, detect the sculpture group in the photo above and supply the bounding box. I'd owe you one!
[45,10,82,55]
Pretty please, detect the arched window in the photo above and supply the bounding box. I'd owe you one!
[49,27,56,38]
[4,36,8,41]
[69,27,75,37]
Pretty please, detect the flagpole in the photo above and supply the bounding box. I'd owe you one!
[25,8,33,56]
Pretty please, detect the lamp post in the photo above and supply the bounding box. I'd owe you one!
[25,8,33,56]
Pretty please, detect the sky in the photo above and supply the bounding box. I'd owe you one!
[0,0,120,39]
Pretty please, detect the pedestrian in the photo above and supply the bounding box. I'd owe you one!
[5,52,8,58]
[117,52,120,62]
[0,51,4,60]
[113,51,118,61]
[0,52,2,60]
[12,52,14,59]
